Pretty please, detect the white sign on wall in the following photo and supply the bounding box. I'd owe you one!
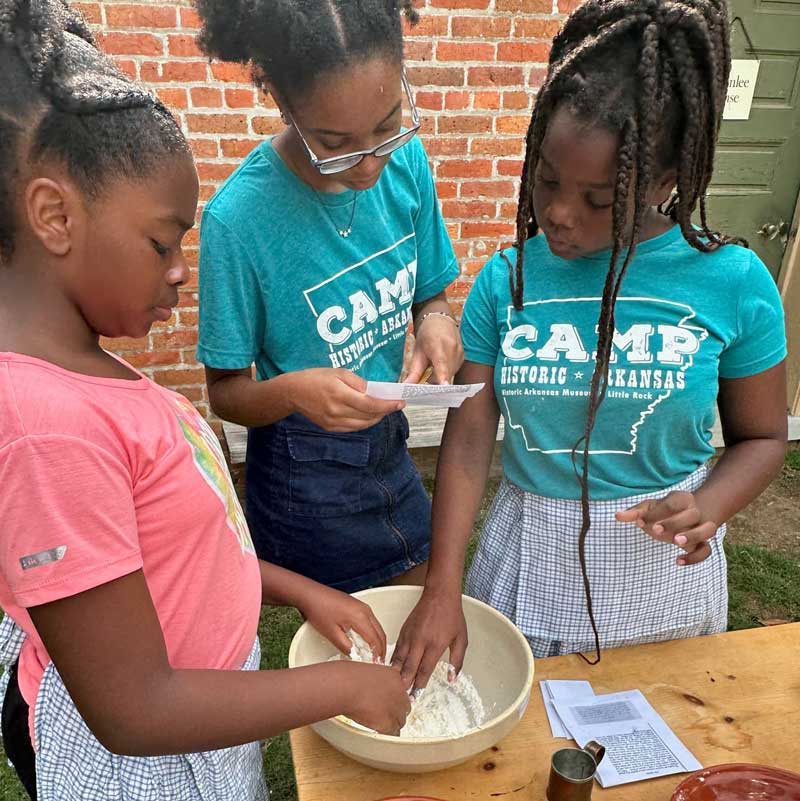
[723,60,760,120]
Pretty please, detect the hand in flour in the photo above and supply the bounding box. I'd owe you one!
[615,490,719,566]
[340,662,411,735]
[391,588,468,692]
[301,585,388,661]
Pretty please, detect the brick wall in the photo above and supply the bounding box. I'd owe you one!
[84,0,573,431]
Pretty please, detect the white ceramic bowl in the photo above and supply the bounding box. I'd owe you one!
[288,585,535,773]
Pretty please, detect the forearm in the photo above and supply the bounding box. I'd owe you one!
[259,560,325,609]
[425,406,499,594]
[412,290,452,327]
[695,437,786,524]
[208,371,297,427]
[103,661,353,757]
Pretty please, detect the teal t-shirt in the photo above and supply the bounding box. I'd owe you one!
[197,137,458,381]
[461,227,787,500]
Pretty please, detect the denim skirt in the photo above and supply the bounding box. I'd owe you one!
[245,411,431,592]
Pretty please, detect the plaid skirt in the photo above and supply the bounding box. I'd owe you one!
[466,465,728,659]
[0,616,268,801]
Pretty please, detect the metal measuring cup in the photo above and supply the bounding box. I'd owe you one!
[546,741,606,801]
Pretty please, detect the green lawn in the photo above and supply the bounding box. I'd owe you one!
[2,455,798,801]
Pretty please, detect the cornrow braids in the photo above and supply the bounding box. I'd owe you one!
[509,0,742,663]
[0,0,189,263]
[195,0,419,102]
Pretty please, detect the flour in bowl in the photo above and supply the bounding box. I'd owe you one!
[340,631,486,739]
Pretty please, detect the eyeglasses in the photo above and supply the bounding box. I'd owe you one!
[288,71,421,175]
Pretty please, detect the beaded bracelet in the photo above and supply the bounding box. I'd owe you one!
[416,310,459,330]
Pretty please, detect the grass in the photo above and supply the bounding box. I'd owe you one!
[1,455,798,801]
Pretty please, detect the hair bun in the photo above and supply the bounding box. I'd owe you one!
[195,0,254,64]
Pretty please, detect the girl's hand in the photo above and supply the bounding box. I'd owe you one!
[300,584,388,662]
[338,662,411,735]
[405,314,464,385]
[391,586,468,692]
[288,368,402,432]
[615,491,719,566]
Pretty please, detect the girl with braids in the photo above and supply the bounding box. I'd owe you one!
[0,3,411,799]
[195,0,463,592]
[394,0,787,689]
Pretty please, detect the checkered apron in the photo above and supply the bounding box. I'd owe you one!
[0,616,268,801]
[466,465,728,658]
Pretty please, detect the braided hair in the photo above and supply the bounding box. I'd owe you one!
[196,0,419,101]
[0,0,189,262]
[508,0,742,663]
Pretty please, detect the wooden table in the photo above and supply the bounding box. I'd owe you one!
[290,624,800,800]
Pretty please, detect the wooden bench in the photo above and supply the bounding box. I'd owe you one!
[222,408,800,469]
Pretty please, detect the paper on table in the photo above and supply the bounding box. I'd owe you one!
[366,381,485,408]
[552,690,702,787]
[539,680,595,738]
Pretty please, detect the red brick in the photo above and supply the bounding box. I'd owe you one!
[74,2,101,24]
[461,180,516,198]
[197,162,238,182]
[191,87,223,108]
[140,61,209,83]
[446,279,475,299]
[178,310,200,327]
[438,159,493,178]
[186,114,248,134]
[474,91,501,110]
[496,0,552,10]
[211,62,254,84]
[156,88,188,109]
[221,139,262,158]
[404,15,449,37]
[405,41,434,61]
[437,116,492,135]
[441,200,496,219]
[183,228,200,248]
[407,66,465,87]
[97,32,163,56]
[174,386,206,403]
[470,137,525,156]
[503,90,532,110]
[444,91,471,110]
[514,18,563,38]
[500,202,520,218]
[169,34,203,58]
[252,116,283,135]
[419,117,435,136]
[105,4,177,28]
[422,136,469,156]
[437,41,495,62]
[529,68,548,88]
[153,367,206,387]
[103,335,148,352]
[468,67,525,87]
[558,0,583,12]
[498,42,552,62]
[190,139,219,159]
[180,7,202,29]
[414,91,444,110]
[113,59,138,80]
[226,89,256,108]
[498,159,525,177]
[451,16,512,38]
[125,350,182,369]
[496,115,532,134]
[462,221,516,238]
[431,0,489,7]
[435,181,458,199]
[199,184,218,201]
[151,330,198,350]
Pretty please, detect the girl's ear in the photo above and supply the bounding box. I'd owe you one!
[649,168,677,207]
[24,176,82,257]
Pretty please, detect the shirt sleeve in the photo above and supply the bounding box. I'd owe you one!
[408,138,460,303]
[0,436,142,608]
[461,254,502,366]
[718,251,787,379]
[196,208,266,370]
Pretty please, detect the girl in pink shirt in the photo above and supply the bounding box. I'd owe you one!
[0,3,409,800]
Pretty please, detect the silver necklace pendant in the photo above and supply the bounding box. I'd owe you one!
[339,229,351,238]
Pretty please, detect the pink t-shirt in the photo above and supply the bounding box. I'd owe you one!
[0,352,262,741]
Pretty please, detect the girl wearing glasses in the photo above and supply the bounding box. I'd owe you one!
[195,1,463,593]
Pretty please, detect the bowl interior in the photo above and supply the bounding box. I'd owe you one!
[289,585,533,735]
